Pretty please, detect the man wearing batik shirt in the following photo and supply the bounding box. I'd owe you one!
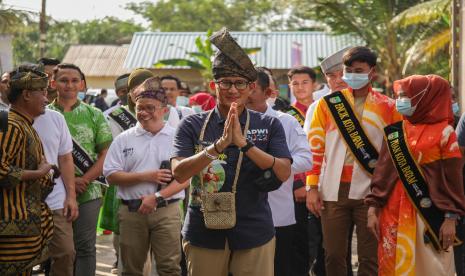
[0,66,55,275]
[306,47,401,275]
[48,63,113,276]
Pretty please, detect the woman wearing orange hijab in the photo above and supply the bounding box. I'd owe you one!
[365,75,465,275]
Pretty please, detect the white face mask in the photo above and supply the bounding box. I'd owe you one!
[342,68,372,90]
[266,97,276,106]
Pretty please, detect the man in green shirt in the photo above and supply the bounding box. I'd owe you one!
[49,63,113,276]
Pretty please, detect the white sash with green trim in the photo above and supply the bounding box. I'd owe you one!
[324,91,378,175]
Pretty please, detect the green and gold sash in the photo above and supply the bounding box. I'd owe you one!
[324,91,378,175]
[385,121,456,251]
[285,105,305,127]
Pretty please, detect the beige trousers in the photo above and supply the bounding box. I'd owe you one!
[49,209,75,276]
[183,237,275,276]
[119,202,181,276]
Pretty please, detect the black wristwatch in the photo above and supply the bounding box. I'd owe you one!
[155,192,165,205]
[240,139,255,153]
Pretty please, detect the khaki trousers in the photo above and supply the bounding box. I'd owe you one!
[183,237,275,276]
[49,209,75,276]
[321,183,377,276]
[119,202,181,276]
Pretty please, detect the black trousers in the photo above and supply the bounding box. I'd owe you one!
[291,201,310,276]
[274,225,295,276]
[307,211,354,276]
[308,213,326,276]
[455,218,465,276]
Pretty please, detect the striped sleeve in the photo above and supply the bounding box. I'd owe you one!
[0,123,25,188]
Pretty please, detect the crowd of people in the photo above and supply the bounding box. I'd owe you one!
[0,27,464,276]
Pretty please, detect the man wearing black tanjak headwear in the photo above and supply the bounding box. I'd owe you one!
[171,28,292,276]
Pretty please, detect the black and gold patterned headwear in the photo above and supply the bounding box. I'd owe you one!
[10,67,48,91]
[134,77,168,105]
[210,27,257,81]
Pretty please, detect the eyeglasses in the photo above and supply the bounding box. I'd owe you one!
[135,105,164,113]
[215,80,250,90]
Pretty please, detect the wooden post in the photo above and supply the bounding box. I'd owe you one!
[456,0,465,110]
[39,0,46,58]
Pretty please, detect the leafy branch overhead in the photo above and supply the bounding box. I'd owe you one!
[154,30,260,82]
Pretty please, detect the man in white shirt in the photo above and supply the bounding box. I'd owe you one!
[0,72,10,111]
[103,77,188,276]
[33,108,79,276]
[160,75,194,120]
[247,68,312,276]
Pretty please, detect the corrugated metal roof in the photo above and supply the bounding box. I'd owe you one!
[62,45,130,77]
[124,31,361,70]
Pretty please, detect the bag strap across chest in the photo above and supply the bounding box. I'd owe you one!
[198,109,250,194]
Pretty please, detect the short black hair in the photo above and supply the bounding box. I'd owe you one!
[38,57,61,67]
[343,46,377,67]
[255,68,270,90]
[160,75,182,89]
[116,73,130,82]
[100,88,107,95]
[258,66,273,76]
[287,66,316,82]
[53,63,84,80]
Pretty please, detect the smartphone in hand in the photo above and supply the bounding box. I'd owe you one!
[159,160,174,184]
[127,199,142,212]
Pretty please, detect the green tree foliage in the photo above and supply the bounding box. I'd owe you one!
[12,16,143,65]
[0,0,30,33]
[290,0,450,91]
[126,0,277,31]
[391,0,451,75]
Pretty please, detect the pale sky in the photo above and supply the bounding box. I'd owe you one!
[4,0,147,24]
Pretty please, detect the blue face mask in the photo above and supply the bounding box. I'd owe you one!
[176,96,189,107]
[452,102,460,115]
[191,105,203,113]
[395,98,415,116]
[78,92,86,100]
[342,70,371,90]
[395,82,429,116]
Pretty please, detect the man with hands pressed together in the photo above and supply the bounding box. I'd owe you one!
[104,77,187,276]
[171,28,292,276]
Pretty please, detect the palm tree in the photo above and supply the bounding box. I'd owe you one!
[290,0,437,92]
[0,0,29,33]
[391,0,451,75]
[154,30,260,85]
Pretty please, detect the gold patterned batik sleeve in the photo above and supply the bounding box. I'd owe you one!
[0,123,25,189]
